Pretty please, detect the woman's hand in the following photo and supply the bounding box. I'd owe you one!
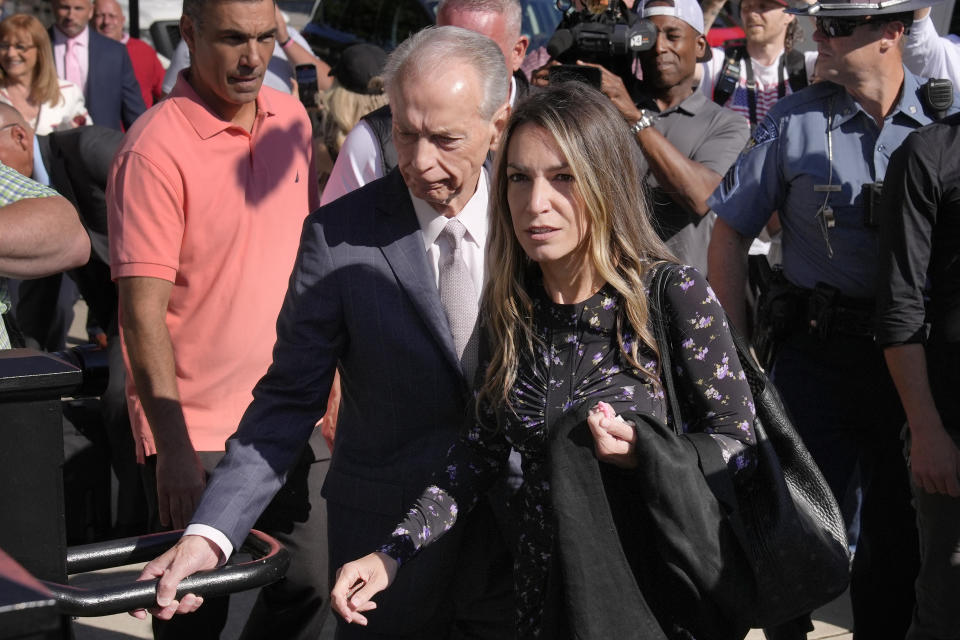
[587,401,638,469]
[330,552,398,626]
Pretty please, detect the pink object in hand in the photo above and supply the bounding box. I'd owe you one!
[594,401,617,420]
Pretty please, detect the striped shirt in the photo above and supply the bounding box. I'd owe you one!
[698,47,818,125]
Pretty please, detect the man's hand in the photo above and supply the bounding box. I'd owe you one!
[156,446,206,529]
[885,344,960,497]
[131,535,221,621]
[272,3,332,91]
[576,60,642,122]
[883,343,960,494]
[909,417,960,497]
[587,401,638,469]
[330,552,398,626]
[119,276,204,529]
[531,60,559,87]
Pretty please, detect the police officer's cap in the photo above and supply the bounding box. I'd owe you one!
[786,0,944,17]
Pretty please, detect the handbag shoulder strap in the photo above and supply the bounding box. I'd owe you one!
[648,262,685,435]
[649,263,767,431]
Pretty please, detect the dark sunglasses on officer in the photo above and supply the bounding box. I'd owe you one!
[815,14,906,38]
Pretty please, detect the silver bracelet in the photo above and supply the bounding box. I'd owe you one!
[630,109,656,135]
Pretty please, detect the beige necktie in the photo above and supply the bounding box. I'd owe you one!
[438,218,479,382]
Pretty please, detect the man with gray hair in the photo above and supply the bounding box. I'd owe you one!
[135,25,514,640]
[320,0,529,204]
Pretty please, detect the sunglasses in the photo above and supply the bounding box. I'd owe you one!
[815,16,875,38]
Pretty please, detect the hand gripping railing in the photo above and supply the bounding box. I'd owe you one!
[40,530,289,617]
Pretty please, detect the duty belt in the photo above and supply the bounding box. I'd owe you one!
[797,282,875,340]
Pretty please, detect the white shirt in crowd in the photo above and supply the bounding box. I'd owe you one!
[697,47,817,125]
[904,13,960,88]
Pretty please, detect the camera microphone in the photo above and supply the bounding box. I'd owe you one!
[547,29,575,58]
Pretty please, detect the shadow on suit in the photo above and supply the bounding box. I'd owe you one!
[192,168,514,638]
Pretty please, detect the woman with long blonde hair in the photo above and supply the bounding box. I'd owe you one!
[315,43,388,189]
[0,14,90,133]
[332,82,757,639]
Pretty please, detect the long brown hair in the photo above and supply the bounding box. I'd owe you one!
[479,82,675,412]
[0,14,62,106]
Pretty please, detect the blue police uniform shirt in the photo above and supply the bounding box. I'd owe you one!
[708,68,959,299]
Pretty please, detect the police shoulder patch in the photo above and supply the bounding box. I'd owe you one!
[745,117,778,150]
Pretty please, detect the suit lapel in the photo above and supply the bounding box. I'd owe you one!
[374,170,464,382]
[85,32,99,102]
[38,135,77,206]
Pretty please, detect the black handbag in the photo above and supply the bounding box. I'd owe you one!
[647,262,850,629]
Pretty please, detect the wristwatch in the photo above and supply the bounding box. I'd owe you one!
[630,110,656,135]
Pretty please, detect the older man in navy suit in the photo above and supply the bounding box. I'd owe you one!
[50,0,145,130]
[135,25,516,640]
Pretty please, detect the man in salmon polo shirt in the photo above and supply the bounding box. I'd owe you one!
[105,0,328,638]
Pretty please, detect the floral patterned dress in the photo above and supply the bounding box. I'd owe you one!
[378,265,757,637]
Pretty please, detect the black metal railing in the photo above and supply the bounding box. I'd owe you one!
[43,529,289,617]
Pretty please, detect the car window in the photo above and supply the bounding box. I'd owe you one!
[320,0,382,44]
[391,1,434,47]
[524,0,563,52]
[314,0,434,50]
[306,0,559,61]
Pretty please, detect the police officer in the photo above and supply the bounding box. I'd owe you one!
[706,1,958,638]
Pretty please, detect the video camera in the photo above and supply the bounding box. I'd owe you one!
[546,0,657,71]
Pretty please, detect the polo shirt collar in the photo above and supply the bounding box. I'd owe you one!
[830,67,931,130]
[170,70,277,139]
[655,89,707,117]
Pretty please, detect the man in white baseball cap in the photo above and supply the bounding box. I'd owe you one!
[573,0,748,275]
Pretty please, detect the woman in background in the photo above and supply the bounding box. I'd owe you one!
[316,43,388,190]
[0,13,90,134]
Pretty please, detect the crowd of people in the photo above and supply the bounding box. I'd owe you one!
[0,0,958,638]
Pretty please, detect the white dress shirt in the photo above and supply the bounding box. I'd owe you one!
[411,169,489,296]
